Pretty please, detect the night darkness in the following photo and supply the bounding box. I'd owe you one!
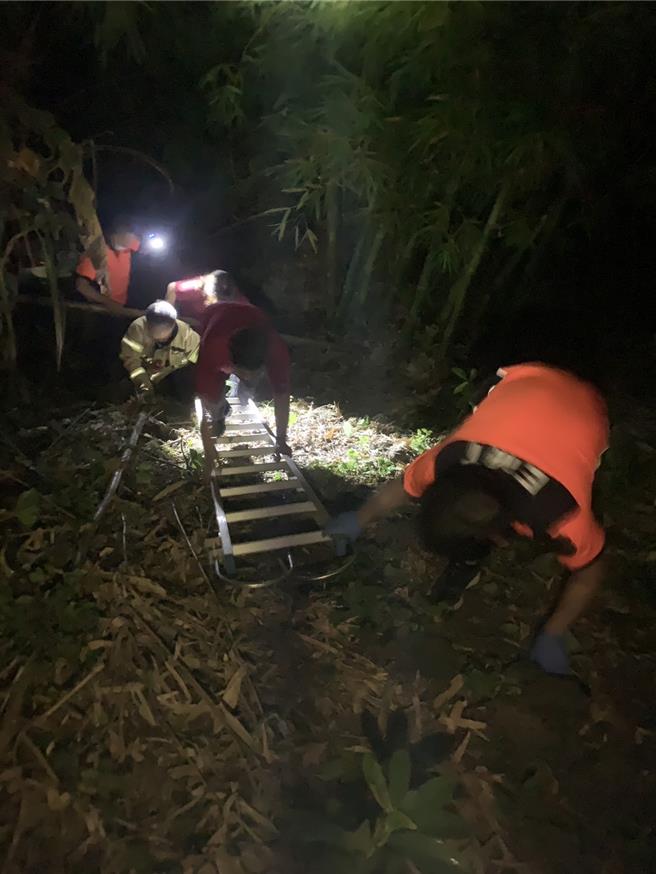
[2,4,656,873]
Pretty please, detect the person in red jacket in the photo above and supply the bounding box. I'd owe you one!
[327,363,609,675]
[165,269,248,322]
[196,301,291,465]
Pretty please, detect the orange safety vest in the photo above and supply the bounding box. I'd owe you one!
[403,364,609,570]
[76,235,140,306]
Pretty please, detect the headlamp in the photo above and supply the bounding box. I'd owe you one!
[145,232,168,253]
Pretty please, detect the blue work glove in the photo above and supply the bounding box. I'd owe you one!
[530,630,570,675]
[325,511,362,543]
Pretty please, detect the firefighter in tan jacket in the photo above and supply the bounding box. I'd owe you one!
[120,300,200,399]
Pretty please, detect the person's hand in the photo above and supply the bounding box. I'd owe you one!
[325,511,362,543]
[136,382,155,404]
[530,630,570,675]
[276,439,292,457]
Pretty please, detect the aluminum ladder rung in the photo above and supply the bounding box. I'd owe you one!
[218,433,272,444]
[221,479,301,498]
[205,391,346,578]
[225,501,318,523]
[220,446,276,459]
[232,530,330,557]
[224,421,265,431]
[219,461,286,477]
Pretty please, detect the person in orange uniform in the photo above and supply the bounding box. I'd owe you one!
[326,363,609,675]
[164,269,248,322]
[75,219,141,315]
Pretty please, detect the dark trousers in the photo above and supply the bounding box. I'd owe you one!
[159,364,196,403]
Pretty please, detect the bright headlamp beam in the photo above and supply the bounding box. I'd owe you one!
[146,234,167,252]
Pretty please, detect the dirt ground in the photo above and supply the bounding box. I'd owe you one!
[1,343,655,873]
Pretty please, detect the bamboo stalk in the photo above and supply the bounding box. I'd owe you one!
[16,294,143,319]
[325,182,339,309]
[33,661,105,725]
[39,234,66,369]
[436,182,509,362]
[93,411,149,524]
[336,230,367,320]
[15,295,327,348]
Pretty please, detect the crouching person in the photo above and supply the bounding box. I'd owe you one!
[326,363,609,676]
[120,301,200,402]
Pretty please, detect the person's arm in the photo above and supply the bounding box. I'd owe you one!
[165,282,177,305]
[119,323,153,395]
[75,275,128,316]
[545,556,605,635]
[357,477,411,528]
[325,477,411,541]
[181,324,201,366]
[531,511,606,674]
[327,441,440,541]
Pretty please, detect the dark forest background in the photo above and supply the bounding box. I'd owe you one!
[2,0,656,397]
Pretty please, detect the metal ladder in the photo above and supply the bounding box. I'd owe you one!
[206,394,347,587]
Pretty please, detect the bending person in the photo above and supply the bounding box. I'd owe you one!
[165,269,247,322]
[196,301,291,466]
[326,363,609,676]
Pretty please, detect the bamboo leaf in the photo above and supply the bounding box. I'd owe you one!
[388,831,468,872]
[15,489,41,528]
[362,753,393,812]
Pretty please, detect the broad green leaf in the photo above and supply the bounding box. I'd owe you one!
[341,819,372,856]
[15,489,41,528]
[388,750,411,807]
[400,777,456,834]
[372,809,418,852]
[362,753,392,812]
[388,831,469,872]
[371,814,392,851]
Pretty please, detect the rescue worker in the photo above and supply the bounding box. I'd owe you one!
[76,218,142,315]
[165,269,247,322]
[120,300,200,399]
[327,363,609,676]
[196,301,291,465]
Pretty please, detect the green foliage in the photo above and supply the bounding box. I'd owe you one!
[288,747,471,873]
[451,367,479,414]
[409,428,434,455]
[14,488,41,528]
[198,1,656,365]
[0,568,100,661]
[328,449,400,484]
[0,87,103,370]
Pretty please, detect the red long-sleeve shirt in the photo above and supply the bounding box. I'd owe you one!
[171,274,248,320]
[196,302,290,403]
